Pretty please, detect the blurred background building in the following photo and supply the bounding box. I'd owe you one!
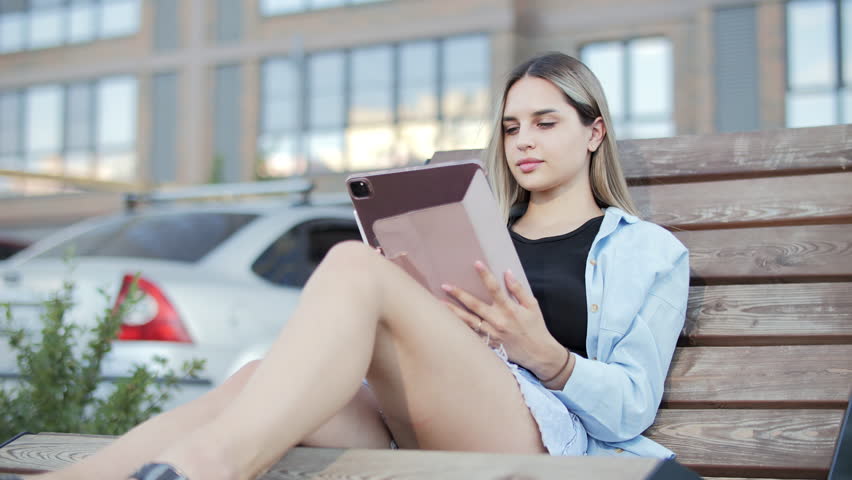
[0,0,848,251]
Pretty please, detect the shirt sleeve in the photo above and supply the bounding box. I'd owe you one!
[552,246,689,442]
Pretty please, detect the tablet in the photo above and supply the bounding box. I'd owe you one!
[345,160,529,305]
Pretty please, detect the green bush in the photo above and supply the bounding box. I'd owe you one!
[0,270,205,441]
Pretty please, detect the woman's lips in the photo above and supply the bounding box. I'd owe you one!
[517,160,543,173]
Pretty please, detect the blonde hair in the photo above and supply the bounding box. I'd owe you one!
[484,52,638,220]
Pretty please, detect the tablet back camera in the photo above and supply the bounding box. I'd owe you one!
[349,179,372,199]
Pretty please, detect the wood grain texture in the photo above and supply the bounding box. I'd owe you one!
[263,447,659,480]
[683,283,852,346]
[646,409,844,478]
[675,224,852,283]
[0,433,662,479]
[619,125,851,182]
[631,172,852,230]
[663,345,852,408]
[431,124,851,183]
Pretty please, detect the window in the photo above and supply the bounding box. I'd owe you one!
[581,37,674,139]
[258,34,491,177]
[0,75,137,183]
[0,92,22,170]
[260,0,385,16]
[25,85,64,174]
[252,219,360,288]
[0,0,140,54]
[0,0,26,53]
[96,76,137,180]
[786,0,852,127]
[36,212,259,262]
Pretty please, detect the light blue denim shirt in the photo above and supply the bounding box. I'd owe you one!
[550,206,690,459]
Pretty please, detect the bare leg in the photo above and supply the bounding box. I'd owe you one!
[37,360,261,479]
[154,241,544,480]
[40,366,391,479]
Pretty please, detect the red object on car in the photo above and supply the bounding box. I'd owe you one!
[114,274,193,343]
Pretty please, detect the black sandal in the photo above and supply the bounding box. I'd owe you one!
[128,463,189,480]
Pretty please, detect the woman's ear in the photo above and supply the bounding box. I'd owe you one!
[588,117,606,152]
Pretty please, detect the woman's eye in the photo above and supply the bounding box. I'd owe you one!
[538,122,555,128]
[504,126,519,135]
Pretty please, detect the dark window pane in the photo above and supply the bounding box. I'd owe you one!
[36,212,258,262]
[252,219,359,288]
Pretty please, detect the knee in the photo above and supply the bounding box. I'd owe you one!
[322,240,377,273]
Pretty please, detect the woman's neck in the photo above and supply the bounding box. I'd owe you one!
[515,179,603,238]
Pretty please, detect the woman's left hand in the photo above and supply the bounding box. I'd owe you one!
[441,261,561,370]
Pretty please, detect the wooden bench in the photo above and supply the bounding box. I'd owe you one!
[1,125,850,479]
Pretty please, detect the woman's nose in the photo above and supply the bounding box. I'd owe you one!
[516,128,535,151]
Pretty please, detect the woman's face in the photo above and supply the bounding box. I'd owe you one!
[502,75,602,197]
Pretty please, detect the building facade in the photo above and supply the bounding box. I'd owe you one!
[0,0,849,240]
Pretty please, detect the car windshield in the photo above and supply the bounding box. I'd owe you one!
[34,212,258,263]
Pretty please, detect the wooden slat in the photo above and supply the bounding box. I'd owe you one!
[663,345,852,408]
[619,125,851,182]
[0,433,663,479]
[631,172,852,230]
[675,224,852,284]
[647,409,844,479]
[432,125,852,183]
[683,283,852,346]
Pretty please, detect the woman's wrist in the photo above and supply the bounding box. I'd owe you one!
[531,340,570,383]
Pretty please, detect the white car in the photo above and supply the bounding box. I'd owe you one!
[0,182,360,409]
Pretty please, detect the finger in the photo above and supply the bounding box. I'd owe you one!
[505,269,536,308]
[443,301,482,331]
[442,284,491,319]
[474,261,512,307]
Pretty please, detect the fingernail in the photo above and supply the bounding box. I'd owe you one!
[441,284,453,292]
[474,261,485,270]
[507,269,516,282]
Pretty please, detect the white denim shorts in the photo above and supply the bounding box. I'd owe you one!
[493,346,589,456]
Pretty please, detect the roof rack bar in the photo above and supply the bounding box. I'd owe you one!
[124,178,314,212]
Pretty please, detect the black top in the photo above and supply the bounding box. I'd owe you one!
[509,215,604,359]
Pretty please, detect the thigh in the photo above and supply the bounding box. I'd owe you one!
[363,249,547,454]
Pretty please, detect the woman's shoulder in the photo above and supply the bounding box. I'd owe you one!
[603,207,688,258]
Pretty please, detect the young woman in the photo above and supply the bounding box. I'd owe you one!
[32,52,689,480]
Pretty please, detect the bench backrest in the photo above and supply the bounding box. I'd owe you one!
[435,124,852,479]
